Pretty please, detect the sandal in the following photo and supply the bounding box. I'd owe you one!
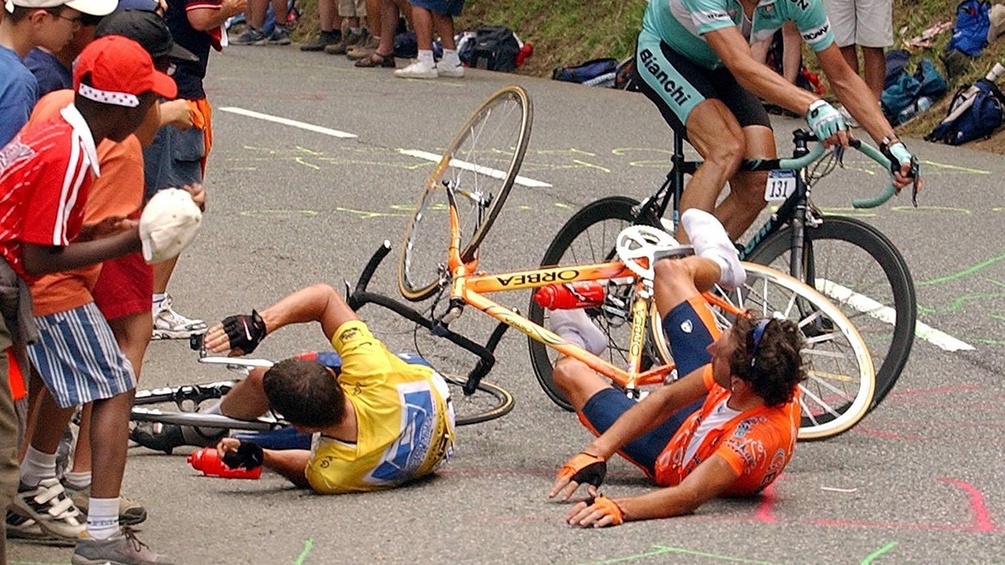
[355,51,396,68]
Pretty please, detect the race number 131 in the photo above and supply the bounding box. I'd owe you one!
[765,169,796,202]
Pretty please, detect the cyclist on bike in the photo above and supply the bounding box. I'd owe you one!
[636,0,920,241]
[133,283,456,494]
[546,210,805,526]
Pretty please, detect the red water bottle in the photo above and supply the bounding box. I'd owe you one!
[187,447,262,479]
[534,281,606,309]
[516,43,533,67]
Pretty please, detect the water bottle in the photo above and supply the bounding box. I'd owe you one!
[533,281,606,310]
[898,96,933,124]
[187,447,262,479]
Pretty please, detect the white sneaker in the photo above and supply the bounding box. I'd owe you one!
[435,60,464,78]
[12,478,85,539]
[394,60,438,79]
[152,294,206,340]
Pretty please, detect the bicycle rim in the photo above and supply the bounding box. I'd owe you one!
[398,85,533,302]
[716,264,875,440]
[442,374,515,426]
[528,196,667,410]
[746,216,915,409]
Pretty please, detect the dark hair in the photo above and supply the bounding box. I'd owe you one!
[728,317,806,407]
[5,5,40,22]
[262,358,346,428]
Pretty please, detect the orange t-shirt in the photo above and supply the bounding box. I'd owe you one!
[653,366,799,496]
[25,91,144,317]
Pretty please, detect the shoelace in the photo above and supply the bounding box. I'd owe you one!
[121,526,150,553]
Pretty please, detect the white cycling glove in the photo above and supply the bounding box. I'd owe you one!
[805,100,848,141]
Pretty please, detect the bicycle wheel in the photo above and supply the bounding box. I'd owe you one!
[746,215,915,410]
[527,196,664,410]
[715,263,875,440]
[398,85,533,301]
[442,374,515,426]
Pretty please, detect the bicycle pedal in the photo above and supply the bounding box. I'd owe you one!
[615,225,687,280]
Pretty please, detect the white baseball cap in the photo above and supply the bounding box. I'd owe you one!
[139,188,202,264]
[4,0,118,16]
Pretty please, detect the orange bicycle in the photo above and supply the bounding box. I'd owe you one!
[367,86,874,440]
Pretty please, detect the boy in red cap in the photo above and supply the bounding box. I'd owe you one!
[0,35,181,565]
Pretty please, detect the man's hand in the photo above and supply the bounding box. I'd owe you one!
[806,100,850,147]
[181,183,206,212]
[881,140,922,203]
[566,495,625,528]
[204,310,267,355]
[549,452,607,501]
[219,439,264,470]
[160,99,194,131]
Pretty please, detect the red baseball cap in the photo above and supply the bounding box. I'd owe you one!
[73,35,177,106]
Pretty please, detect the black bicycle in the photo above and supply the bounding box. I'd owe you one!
[528,130,917,413]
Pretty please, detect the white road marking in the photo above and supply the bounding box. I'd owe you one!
[219,107,357,138]
[817,279,975,352]
[398,149,552,188]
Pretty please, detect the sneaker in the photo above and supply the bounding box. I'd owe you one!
[435,60,464,78]
[12,478,85,539]
[345,32,379,60]
[324,30,364,55]
[230,26,266,46]
[130,422,224,454]
[394,60,438,79]
[72,527,173,565]
[65,485,147,527]
[257,26,291,46]
[300,29,340,51]
[5,510,75,546]
[152,295,206,340]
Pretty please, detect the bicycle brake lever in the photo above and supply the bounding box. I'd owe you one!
[833,144,846,166]
[909,156,920,208]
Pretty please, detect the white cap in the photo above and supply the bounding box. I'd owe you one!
[139,188,201,264]
[4,0,117,16]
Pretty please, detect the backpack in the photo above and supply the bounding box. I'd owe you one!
[925,78,1005,145]
[469,26,521,72]
[552,58,618,87]
[946,0,991,57]
[614,57,641,91]
[881,58,948,125]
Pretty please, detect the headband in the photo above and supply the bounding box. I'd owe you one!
[749,318,771,368]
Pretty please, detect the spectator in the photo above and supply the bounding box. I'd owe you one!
[145,0,247,341]
[825,0,891,100]
[394,0,463,79]
[1,35,180,564]
[751,22,802,86]
[23,10,102,99]
[299,0,342,51]
[0,0,116,146]
[323,0,366,55]
[353,0,410,68]
[230,0,290,45]
[343,0,382,60]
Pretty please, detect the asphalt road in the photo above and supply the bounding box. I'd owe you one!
[9,44,1005,565]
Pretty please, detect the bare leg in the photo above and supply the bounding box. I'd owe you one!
[861,46,886,101]
[840,45,859,75]
[87,392,134,499]
[245,0,268,29]
[152,257,177,297]
[319,0,337,31]
[271,0,288,25]
[432,13,455,50]
[711,125,775,240]
[411,5,433,50]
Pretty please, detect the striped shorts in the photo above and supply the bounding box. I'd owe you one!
[27,303,136,409]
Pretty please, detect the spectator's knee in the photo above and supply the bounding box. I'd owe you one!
[552,357,584,395]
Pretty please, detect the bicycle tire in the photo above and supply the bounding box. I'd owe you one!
[718,263,874,440]
[442,374,515,426]
[398,85,533,302]
[746,215,915,410]
[527,196,664,411]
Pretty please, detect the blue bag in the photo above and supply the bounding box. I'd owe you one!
[552,58,618,87]
[946,0,991,57]
[881,58,948,125]
[926,78,1005,145]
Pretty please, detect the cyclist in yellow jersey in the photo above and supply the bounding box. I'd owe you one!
[193,284,455,494]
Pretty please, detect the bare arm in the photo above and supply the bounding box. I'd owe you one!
[705,26,819,116]
[567,455,738,526]
[187,0,247,31]
[256,284,358,343]
[21,228,141,276]
[814,44,896,144]
[262,449,311,488]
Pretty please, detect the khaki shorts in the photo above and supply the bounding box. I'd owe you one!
[825,0,893,48]
[338,0,365,17]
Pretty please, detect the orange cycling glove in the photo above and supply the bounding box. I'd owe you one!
[586,495,625,526]
[557,452,607,487]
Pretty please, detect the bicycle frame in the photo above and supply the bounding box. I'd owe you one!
[440,185,740,394]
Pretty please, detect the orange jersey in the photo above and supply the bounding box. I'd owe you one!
[654,366,799,495]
